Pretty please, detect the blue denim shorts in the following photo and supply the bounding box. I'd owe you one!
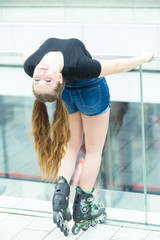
[61,77,110,116]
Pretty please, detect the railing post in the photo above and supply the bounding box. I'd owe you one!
[0,96,9,178]
[139,65,148,224]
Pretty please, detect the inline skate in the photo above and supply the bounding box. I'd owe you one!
[72,186,107,235]
[52,176,72,236]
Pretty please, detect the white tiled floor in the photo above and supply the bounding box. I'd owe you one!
[0,196,160,240]
[0,215,35,240]
[11,229,49,240]
[110,227,150,240]
[0,196,23,208]
[0,212,160,240]
[145,231,160,240]
[0,212,10,222]
[77,224,121,240]
[26,217,56,232]
[15,198,52,213]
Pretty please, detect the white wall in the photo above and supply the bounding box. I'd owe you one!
[0,23,159,55]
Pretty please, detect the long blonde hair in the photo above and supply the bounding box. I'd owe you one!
[31,81,71,180]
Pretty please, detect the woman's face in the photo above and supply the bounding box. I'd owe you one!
[33,64,63,94]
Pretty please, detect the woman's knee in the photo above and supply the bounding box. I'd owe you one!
[85,146,103,159]
[67,134,83,154]
[68,111,83,153]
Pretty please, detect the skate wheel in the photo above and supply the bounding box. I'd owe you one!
[60,224,64,232]
[99,212,107,223]
[82,225,89,231]
[53,212,58,224]
[57,219,61,228]
[72,224,80,235]
[82,222,89,231]
[91,221,97,227]
[64,227,69,237]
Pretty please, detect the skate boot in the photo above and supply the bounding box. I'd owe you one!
[72,186,107,235]
[52,176,72,236]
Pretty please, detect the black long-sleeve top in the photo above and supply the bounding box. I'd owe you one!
[23,38,101,82]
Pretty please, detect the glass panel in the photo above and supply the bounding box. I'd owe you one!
[95,101,146,223]
[0,96,56,181]
[0,96,56,209]
[0,95,146,223]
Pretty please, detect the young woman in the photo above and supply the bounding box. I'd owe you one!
[23,38,154,236]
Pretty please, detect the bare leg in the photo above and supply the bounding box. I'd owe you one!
[58,111,83,183]
[79,110,110,192]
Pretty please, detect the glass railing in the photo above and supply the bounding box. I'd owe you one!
[0,52,160,228]
[0,0,160,24]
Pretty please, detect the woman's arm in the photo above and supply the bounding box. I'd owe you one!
[98,52,154,77]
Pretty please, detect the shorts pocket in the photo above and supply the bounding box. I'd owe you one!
[103,80,109,97]
[78,85,101,108]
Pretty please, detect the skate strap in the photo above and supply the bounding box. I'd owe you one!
[54,176,68,184]
[91,187,95,193]
[91,204,96,213]
[76,186,95,194]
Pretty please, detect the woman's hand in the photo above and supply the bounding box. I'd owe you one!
[140,51,154,63]
[98,51,155,77]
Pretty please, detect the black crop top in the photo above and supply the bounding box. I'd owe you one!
[23,38,101,82]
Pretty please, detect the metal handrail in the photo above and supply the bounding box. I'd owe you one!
[0,51,159,62]
[1,5,160,9]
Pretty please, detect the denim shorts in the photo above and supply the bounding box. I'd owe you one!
[61,77,110,116]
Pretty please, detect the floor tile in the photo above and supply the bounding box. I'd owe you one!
[11,228,49,240]
[7,213,37,224]
[0,218,33,240]
[0,212,10,222]
[78,224,121,240]
[111,227,150,240]
[145,231,160,240]
[0,196,23,208]
[0,207,52,218]
[106,207,145,223]
[43,220,82,240]
[15,199,52,212]
[26,216,56,231]
[147,211,160,225]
